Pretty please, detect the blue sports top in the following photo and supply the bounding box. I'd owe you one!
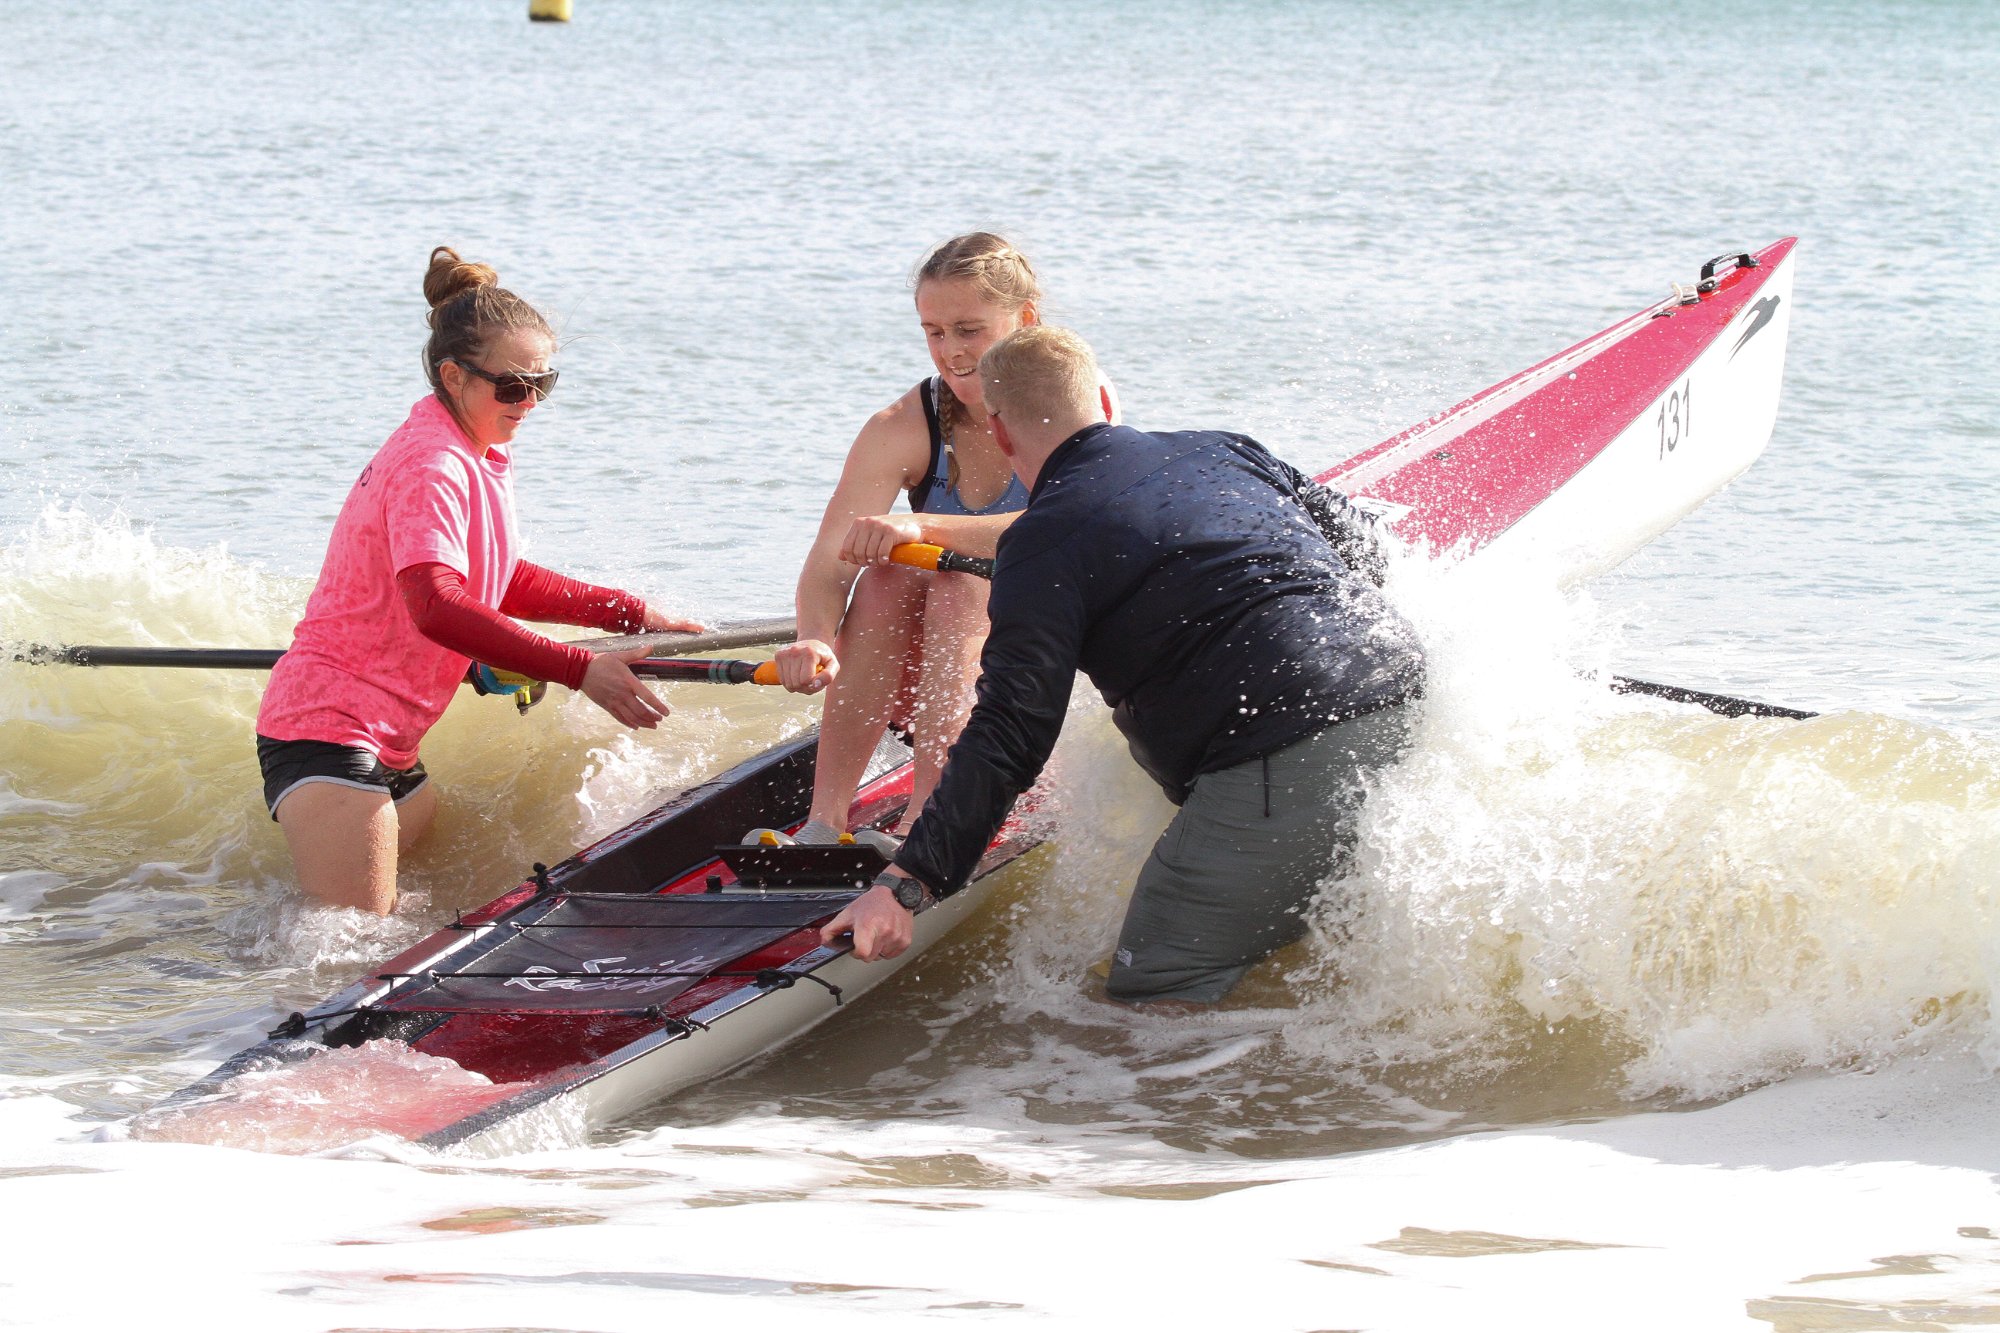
[909,377,1032,517]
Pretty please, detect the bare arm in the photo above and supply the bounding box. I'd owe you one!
[775,392,932,692]
[839,508,1020,566]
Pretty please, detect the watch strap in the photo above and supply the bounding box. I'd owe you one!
[872,869,927,911]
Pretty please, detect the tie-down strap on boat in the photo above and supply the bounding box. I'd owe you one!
[264,961,845,1039]
[367,889,858,1016]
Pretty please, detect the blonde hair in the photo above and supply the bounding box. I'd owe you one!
[911,231,1042,313]
[978,325,1102,435]
[913,233,1044,484]
[419,247,554,430]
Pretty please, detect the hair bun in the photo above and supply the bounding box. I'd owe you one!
[423,245,500,314]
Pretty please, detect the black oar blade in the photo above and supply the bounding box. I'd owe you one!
[7,644,286,670]
[1610,676,1817,720]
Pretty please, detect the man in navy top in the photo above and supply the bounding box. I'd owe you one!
[823,325,1425,1005]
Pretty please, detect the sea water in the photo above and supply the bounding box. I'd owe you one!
[3,2,1999,1329]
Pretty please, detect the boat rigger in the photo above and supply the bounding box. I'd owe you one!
[139,240,1800,1152]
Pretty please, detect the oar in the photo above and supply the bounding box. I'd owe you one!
[11,644,286,670]
[890,542,995,579]
[483,657,793,689]
[560,616,797,656]
[5,617,802,674]
[879,547,1822,721]
[881,546,1827,722]
[23,566,1806,722]
[1608,675,1817,720]
[476,550,987,694]
[597,552,990,656]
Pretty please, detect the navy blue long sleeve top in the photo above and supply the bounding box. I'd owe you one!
[893,422,1425,898]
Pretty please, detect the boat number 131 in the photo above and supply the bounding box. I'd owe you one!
[1657,380,1692,459]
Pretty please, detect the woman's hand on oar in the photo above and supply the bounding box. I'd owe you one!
[839,519,996,578]
[579,645,671,729]
[770,640,839,695]
[840,513,926,567]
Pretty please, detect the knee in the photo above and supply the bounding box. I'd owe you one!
[925,570,991,621]
[1108,906,1311,1005]
[1105,945,1245,1007]
[849,564,926,618]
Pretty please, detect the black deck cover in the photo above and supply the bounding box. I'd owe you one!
[378,891,857,1015]
[715,842,890,887]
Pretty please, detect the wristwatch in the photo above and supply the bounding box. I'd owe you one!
[873,869,928,911]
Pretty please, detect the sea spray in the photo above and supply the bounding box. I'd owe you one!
[844,547,2000,1150]
[0,509,821,1117]
[129,1039,523,1155]
[9,509,1998,1154]
[1291,553,2000,1104]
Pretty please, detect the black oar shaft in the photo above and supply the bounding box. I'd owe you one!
[568,616,797,656]
[7,617,799,675]
[936,549,996,578]
[629,658,762,684]
[888,543,995,580]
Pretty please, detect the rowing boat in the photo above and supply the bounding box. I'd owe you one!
[143,239,1797,1152]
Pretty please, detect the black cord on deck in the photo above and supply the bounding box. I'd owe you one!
[265,1003,374,1039]
[755,969,845,1005]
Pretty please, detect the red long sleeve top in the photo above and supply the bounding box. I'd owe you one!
[395,560,648,690]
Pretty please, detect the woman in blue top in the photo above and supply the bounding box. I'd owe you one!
[771,234,1047,844]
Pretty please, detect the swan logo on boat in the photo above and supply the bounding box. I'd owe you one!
[1730,296,1781,360]
[504,955,698,996]
[1349,495,1413,526]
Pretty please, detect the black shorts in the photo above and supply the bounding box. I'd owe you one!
[256,735,431,820]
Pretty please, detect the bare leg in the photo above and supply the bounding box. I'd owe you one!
[393,780,438,853]
[898,570,992,833]
[808,565,925,831]
[274,782,402,914]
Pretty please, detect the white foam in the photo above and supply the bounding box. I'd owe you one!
[10,1053,2000,1331]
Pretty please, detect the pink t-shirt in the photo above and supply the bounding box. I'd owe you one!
[257,395,519,768]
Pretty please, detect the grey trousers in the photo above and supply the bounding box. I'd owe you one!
[1105,704,1413,1005]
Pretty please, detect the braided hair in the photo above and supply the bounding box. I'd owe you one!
[911,234,1043,486]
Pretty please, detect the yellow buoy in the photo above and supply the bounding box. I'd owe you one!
[529,0,571,21]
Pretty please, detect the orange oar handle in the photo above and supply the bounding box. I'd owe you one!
[889,543,995,579]
[623,654,831,687]
[747,648,834,686]
[624,657,768,685]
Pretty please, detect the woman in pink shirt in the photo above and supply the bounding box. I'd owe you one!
[255,247,702,914]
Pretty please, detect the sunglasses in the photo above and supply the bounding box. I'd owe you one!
[451,358,559,404]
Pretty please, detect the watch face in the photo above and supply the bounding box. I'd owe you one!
[892,879,925,910]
